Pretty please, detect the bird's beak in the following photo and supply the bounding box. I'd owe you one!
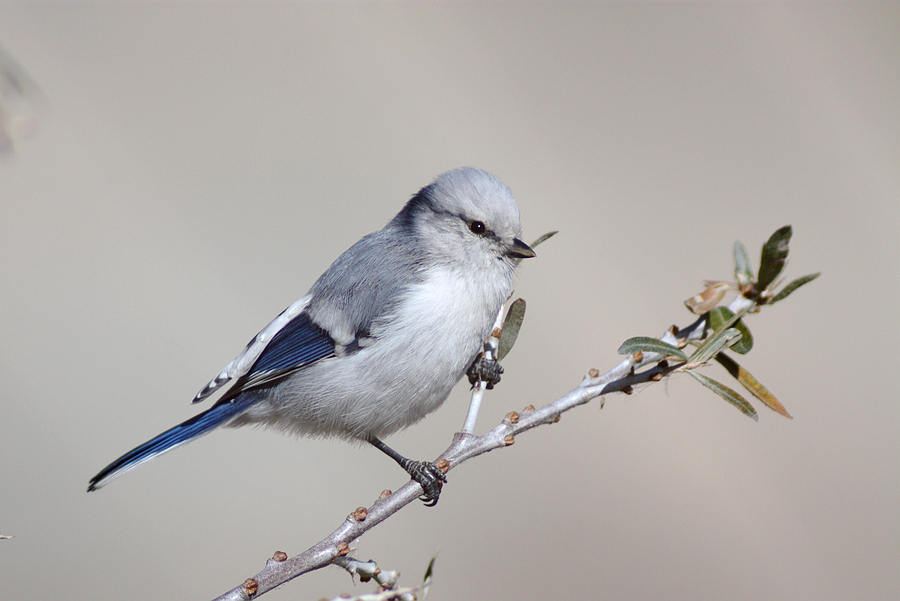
[506,237,536,259]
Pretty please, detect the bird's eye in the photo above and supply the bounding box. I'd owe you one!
[469,220,486,235]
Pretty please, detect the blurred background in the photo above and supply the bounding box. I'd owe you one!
[1,4,897,601]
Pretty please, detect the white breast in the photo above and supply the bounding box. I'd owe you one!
[232,262,514,441]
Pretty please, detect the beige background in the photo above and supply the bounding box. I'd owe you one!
[1,4,897,601]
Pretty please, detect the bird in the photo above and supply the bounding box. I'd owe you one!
[87,167,534,505]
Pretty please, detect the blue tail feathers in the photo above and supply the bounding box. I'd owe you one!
[87,397,254,491]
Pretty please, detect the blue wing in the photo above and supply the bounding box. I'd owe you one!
[221,311,337,396]
[194,295,322,404]
[87,310,338,491]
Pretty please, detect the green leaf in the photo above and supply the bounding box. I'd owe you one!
[617,336,689,361]
[497,298,526,361]
[688,370,758,421]
[770,272,821,304]
[690,327,742,364]
[515,231,557,266]
[757,225,792,291]
[714,353,792,418]
[423,555,437,583]
[707,304,742,331]
[530,230,558,249]
[734,240,753,286]
[708,307,753,354]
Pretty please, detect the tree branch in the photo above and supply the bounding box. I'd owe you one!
[210,303,729,600]
[211,226,818,600]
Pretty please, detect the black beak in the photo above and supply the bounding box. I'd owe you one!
[506,237,536,259]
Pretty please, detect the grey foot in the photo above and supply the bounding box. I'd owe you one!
[467,356,504,389]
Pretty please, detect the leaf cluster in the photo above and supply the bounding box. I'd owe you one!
[619,226,819,420]
[734,225,820,305]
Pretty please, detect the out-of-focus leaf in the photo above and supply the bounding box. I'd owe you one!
[0,45,49,158]
[514,230,557,266]
[730,324,753,354]
[690,327,741,364]
[684,281,731,314]
[714,353,792,418]
[618,336,688,361]
[688,370,758,421]
[708,304,742,331]
[770,272,821,304]
[423,555,437,583]
[757,225,792,291]
[708,306,753,354]
[734,240,753,286]
[497,298,526,361]
[530,230,558,249]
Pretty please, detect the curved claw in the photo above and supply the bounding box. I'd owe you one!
[467,356,504,389]
[367,437,448,507]
[403,459,447,506]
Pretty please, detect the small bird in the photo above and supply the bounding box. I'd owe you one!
[87,167,534,505]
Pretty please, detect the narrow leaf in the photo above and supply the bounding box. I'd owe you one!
[734,240,753,286]
[688,370,758,421]
[771,272,821,304]
[423,555,437,583]
[714,353,792,418]
[757,225,792,291]
[618,336,689,361]
[514,230,557,266]
[497,298,526,361]
[731,324,753,354]
[708,307,753,354]
[530,230,558,249]
[690,327,742,365]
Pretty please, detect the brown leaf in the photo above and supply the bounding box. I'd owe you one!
[684,281,733,314]
[715,353,792,418]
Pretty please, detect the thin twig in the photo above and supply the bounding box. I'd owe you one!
[212,293,761,600]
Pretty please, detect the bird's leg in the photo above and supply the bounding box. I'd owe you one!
[368,437,446,506]
[467,354,504,389]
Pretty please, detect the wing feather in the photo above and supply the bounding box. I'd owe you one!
[192,295,319,403]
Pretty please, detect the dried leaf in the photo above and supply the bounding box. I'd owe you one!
[685,281,731,314]
[714,353,792,418]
